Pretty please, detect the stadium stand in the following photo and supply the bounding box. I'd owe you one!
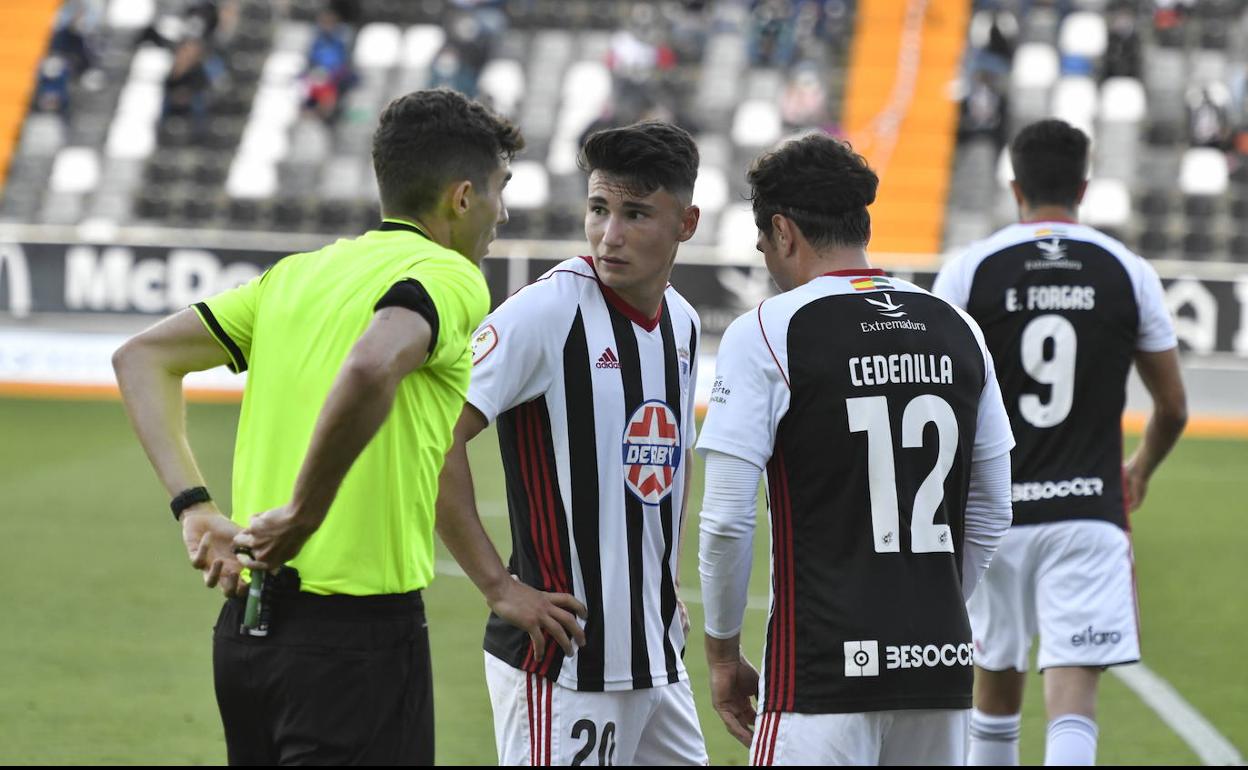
[2,0,1247,265]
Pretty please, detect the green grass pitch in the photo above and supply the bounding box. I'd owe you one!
[0,397,1243,764]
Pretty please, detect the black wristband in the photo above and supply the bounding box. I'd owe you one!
[171,486,212,521]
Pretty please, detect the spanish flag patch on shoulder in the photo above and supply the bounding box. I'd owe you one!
[851,276,893,291]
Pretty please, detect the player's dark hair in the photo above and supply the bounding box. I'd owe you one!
[577,121,699,200]
[747,133,878,249]
[372,88,524,217]
[1009,119,1089,209]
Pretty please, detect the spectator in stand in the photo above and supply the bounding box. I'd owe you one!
[780,62,828,130]
[303,4,357,123]
[1188,83,1233,150]
[607,4,678,124]
[958,70,1009,153]
[429,1,507,99]
[33,0,106,119]
[1103,3,1141,80]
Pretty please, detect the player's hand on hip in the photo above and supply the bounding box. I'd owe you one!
[1123,458,1149,512]
[182,504,247,598]
[490,578,588,661]
[708,654,759,747]
[231,505,318,572]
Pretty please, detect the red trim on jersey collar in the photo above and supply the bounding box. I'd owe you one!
[820,268,888,277]
[578,255,663,332]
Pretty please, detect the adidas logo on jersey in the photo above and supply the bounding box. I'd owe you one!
[595,348,621,369]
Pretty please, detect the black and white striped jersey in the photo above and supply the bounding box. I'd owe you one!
[469,256,700,692]
[696,270,1013,714]
[933,222,1177,529]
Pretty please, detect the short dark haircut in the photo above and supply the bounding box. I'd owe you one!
[1009,119,1089,208]
[748,133,878,249]
[577,121,699,200]
[371,89,524,217]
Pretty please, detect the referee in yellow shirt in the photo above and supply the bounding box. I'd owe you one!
[113,89,578,764]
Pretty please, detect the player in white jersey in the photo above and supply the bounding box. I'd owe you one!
[697,134,1015,765]
[436,121,708,765]
[933,119,1188,766]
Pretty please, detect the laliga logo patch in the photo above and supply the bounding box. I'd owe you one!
[471,324,498,365]
[621,400,681,505]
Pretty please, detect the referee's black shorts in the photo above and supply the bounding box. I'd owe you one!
[212,586,433,766]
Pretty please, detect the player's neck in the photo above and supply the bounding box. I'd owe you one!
[801,246,871,285]
[610,282,666,320]
[1019,205,1078,225]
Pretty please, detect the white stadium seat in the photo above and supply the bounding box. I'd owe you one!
[49,147,101,195]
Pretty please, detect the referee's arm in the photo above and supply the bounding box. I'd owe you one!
[234,306,434,571]
[113,308,248,596]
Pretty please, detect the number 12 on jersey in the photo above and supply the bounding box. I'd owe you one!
[846,395,958,554]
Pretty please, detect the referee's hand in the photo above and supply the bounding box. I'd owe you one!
[232,504,319,572]
[181,504,248,598]
[490,578,588,662]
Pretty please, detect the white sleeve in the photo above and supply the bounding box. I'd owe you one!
[961,451,1013,602]
[931,254,972,310]
[695,311,789,469]
[1134,260,1178,352]
[698,450,761,639]
[961,310,1015,462]
[466,286,558,424]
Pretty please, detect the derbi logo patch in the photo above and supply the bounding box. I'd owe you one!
[844,640,973,677]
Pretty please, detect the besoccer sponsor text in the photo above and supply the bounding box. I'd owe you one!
[843,640,973,677]
[1012,476,1104,502]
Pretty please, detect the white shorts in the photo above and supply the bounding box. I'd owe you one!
[484,652,707,766]
[750,709,969,766]
[968,519,1141,672]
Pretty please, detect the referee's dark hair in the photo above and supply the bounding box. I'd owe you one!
[372,88,524,218]
[1009,119,1089,209]
[748,133,878,249]
[578,121,700,201]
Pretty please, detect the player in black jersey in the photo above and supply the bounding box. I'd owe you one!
[698,134,1015,765]
[934,119,1188,766]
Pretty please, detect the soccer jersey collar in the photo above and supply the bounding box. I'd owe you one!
[378,219,432,240]
[579,256,663,332]
[821,268,888,277]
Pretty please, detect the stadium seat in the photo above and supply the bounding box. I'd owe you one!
[262,50,306,86]
[1228,233,1248,261]
[226,155,278,199]
[478,59,526,118]
[716,203,760,261]
[502,160,550,211]
[731,100,782,149]
[129,46,173,84]
[1180,148,1230,196]
[1138,227,1171,258]
[355,22,403,71]
[1051,76,1098,138]
[1012,43,1060,90]
[106,0,155,30]
[273,20,316,53]
[1081,178,1131,229]
[1100,77,1147,124]
[17,114,67,158]
[1058,12,1108,60]
[1181,230,1218,260]
[105,117,156,160]
[49,147,101,195]
[1183,195,1219,220]
[403,24,446,71]
[693,165,729,216]
[1138,191,1173,217]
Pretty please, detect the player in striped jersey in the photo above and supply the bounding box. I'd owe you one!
[436,122,708,765]
[934,119,1187,766]
[697,134,1015,765]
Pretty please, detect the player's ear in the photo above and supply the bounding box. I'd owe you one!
[771,213,796,258]
[449,179,474,218]
[1009,180,1024,208]
[677,204,700,243]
